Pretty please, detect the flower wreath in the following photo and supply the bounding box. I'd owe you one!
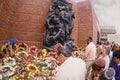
[15,66,26,75]
[1,65,15,78]
[38,49,47,60]
[18,43,29,51]
[28,46,38,55]
[15,65,26,79]
[17,51,28,60]
[3,57,16,67]
[54,43,63,53]
[26,63,40,74]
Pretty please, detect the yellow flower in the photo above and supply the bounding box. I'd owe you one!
[20,74,25,78]
[17,51,28,60]
[26,64,40,74]
[1,45,5,51]
[13,76,19,80]
[28,72,35,77]
[42,49,47,55]
[17,51,28,57]
[40,49,47,60]
[52,70,55,75]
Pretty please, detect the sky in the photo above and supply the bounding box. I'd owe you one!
[75,0,120,34]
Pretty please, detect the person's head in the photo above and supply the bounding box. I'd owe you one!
[87,37,93,44]
[113,50,120,64]
[56,46,72,65]
[99,41,105,45]
[99,68,115,80]
[64,41,77,53]
[92,58,105,73]
[112,42,120,51]
[102,46,110,56]
[106,41,110,46]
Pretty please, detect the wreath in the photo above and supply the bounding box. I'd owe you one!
[3,57,16,67]
[18,43,28,51]
[26,63,40,74]
[17,51,28,60]
[1,65,15,79]
[29,46,38,55]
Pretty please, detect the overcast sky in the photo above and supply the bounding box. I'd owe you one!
[75,0,120,34]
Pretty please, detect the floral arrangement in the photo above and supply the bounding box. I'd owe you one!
[28,46,38,55]
[72,48,85,59]
[0,43,56,80]
[0,65,16,80]
[18,43,29,51]
[3,57,16,67]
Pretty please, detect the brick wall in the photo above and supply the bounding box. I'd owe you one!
[9,0,52,48]
[0,0,17,46]
[76,0,93,48]
[0,0,51,48]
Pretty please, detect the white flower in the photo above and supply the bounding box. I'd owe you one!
[3,57,16,67]
[1,65,15,78]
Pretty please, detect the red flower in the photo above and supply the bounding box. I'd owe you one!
[54,43,63,52]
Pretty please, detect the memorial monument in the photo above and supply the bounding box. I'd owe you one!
[43,0,76,52]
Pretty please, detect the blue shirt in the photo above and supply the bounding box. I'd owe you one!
[112,64,120,80]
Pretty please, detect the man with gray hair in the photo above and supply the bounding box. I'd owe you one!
[55,45,86,80]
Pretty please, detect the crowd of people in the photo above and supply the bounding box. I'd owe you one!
[0,37,120,80]
[52,37,120,80]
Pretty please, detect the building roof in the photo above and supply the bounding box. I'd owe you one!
[101,26,116,34]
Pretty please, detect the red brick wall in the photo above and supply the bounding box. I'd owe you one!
[0,0,17,46]
[76,0,100,48]
[0,0,51,48]
[76,0,93,48]
[0,0,78,48]
[12,0,52,48]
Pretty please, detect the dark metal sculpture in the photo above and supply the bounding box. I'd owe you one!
[43,0,76,52]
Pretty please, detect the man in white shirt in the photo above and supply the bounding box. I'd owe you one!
[83,37,96,79]
[84,37,96,68]
[55,46,86,80]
